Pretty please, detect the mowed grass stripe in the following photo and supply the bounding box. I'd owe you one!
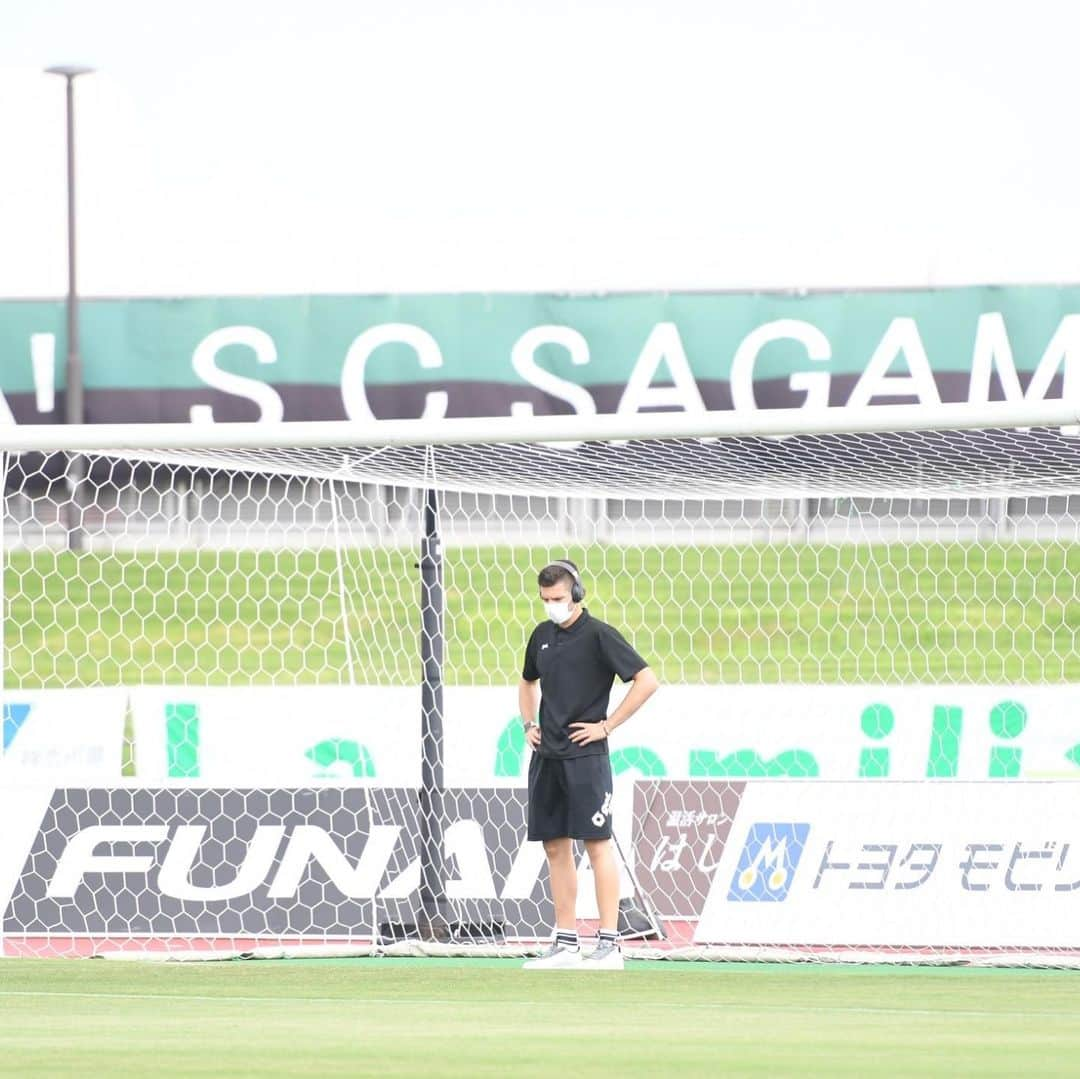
[4,988,1080,1021]
[5,541,1080,688]
[3,962,1080,1077]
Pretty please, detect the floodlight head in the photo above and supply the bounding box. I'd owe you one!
[44,65,96,79]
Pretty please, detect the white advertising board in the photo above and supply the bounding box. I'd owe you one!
[695,781,1080,949]
[5,683,1080,785]
[0,689,127,782]
[129,683,1080,784]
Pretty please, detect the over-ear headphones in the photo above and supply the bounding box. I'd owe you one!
[549,560,585,604]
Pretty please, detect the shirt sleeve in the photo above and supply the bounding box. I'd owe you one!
[597,624,648,683]
[522,627,541,681]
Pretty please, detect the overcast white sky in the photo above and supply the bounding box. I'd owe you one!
[2,0,1079,298]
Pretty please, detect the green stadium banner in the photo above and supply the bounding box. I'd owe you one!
[1,285,1078,424]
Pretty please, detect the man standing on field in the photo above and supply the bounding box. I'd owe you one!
[519,559,659,970]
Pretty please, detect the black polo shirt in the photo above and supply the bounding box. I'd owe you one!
[521,608,648,760]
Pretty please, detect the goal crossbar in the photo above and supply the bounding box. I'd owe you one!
[1,400,1078,454]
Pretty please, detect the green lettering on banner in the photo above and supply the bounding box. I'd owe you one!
[859,703,895,777]
[688,748,819,778]
[988,699,1027,778]
[122,698,137,778]
[304,738,376,778]
[165,702,200,778]
[494,717,527,777]
[150,692,1058,782]
[610,747,667,777]
[926,705,962,777]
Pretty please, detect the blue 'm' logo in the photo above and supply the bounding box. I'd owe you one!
[728,822,810,902]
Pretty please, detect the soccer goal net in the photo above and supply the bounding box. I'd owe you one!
[2,401,1079,965]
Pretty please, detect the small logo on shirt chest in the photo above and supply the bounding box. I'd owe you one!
[540,643,550,651]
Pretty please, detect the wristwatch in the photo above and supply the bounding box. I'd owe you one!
[522,720,538,732]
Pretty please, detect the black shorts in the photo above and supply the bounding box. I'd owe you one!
[527,753,614,842]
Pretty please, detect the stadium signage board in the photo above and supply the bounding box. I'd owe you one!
[1,287,1077,425]
[630,779,744,919]
[6,685,1080,785]
[1,787,560,940]
[3,780,1079,952]
[694,781,1080,948]
[0,691,126,782]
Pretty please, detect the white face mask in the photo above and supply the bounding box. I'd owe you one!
[543,599,574,625]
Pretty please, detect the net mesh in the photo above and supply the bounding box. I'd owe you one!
[85,425,1080,497]
[2,422,1079,963]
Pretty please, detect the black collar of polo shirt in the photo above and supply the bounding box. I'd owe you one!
[555,607,590,634]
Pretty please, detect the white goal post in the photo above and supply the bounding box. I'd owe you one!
[1,400,1080,965]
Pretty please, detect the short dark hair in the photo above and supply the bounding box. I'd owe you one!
[538,560,578,589]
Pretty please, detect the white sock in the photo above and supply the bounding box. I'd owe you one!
[555,928,579,949]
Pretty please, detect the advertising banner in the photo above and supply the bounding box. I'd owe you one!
[0,690,126,782]
[4,683,1080,786]
[126,683,1080,785]
[692,781,1080,949]
[0,784,640,944]
[1,286,1077,425]
[7,778,1079,954]
[631,780,744,919]
[128,686,422,786]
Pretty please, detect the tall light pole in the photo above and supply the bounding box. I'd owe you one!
[45,65,94,551]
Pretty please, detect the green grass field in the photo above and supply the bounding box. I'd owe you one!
[5,539,1080,1075]
[2,958,1079,1077]
[5,540,1080,687]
